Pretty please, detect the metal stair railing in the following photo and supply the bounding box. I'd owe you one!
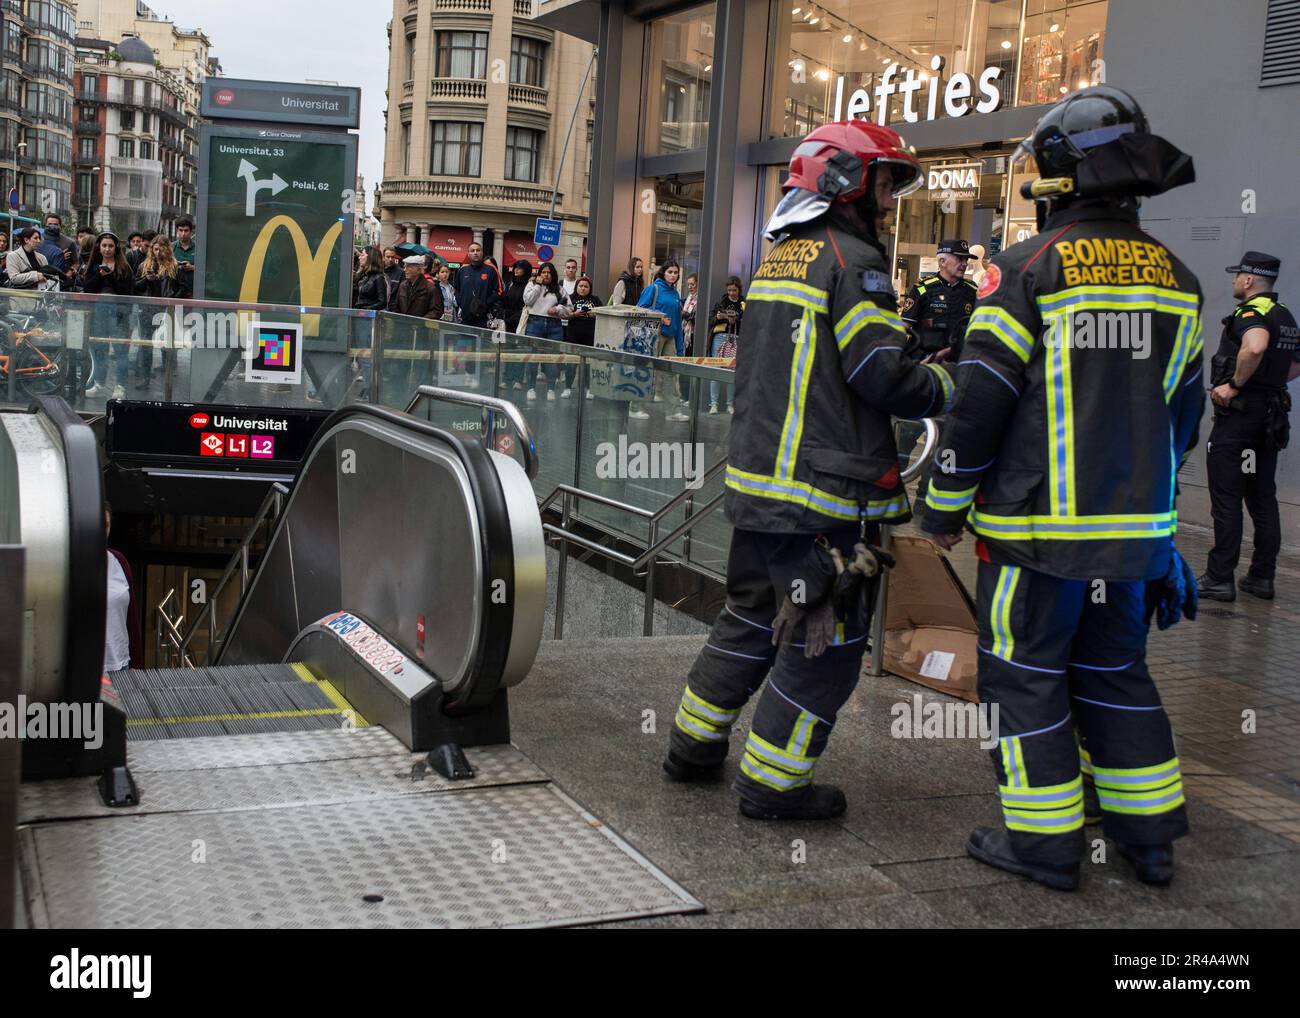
[539,457,728,638]
[154,481,290,668]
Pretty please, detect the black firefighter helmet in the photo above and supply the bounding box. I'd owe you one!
[1019,85,1194,213]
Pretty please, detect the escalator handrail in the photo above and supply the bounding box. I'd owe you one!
[28,396,105,706]
[216,401,521,715]
[405,385,538,480]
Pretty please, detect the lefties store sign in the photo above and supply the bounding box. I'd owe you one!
[830,56,1004,126]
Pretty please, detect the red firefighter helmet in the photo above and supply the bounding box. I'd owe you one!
[785,121,923,203]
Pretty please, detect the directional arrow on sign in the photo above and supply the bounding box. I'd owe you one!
[237,158,288,217]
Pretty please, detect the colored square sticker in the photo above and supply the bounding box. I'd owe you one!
[199,432,224,456]
[226,433,249,458]
[250,435,275,459]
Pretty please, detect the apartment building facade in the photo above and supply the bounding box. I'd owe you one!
[380,0,595,270]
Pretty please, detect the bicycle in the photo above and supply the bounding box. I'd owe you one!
[0,293,93,399]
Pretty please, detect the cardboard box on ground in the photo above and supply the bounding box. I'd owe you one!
[883,536,979,702]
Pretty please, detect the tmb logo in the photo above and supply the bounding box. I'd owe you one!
[215,89,234,106]
[189,412,210,429]
[199,432,224,456]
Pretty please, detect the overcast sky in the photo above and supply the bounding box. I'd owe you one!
[149,0,390,215]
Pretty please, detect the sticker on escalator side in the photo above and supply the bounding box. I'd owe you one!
[323,611,410,677]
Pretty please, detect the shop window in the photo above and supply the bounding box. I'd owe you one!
[429,121,482,177]
[510,36,547,87]
[505,126,542,183]
[643,2,715,156]
[767,0,1107,139]
[436,31,488,79]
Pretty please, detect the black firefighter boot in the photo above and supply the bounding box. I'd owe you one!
[1238,574,1275,600]
[1115,841,1176,885]
[966,827,1081,891]
[663,751,726,783]
[738,784,847,821]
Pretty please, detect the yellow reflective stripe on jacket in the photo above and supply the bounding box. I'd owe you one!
[989,566,1021,662]
[971,509,1177,541]
[747,278,830,313]
[1162,313,1199,401]
[925,362,954,411]
[1036,285,1199,318]
[725,465,909,522]
[835,300,906,350]
[969,306,1036,362]
[776,309,816,480]
[1043,311,1077,517]
[925,482,978,512]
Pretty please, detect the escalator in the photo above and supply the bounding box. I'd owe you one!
[2,395,700,929]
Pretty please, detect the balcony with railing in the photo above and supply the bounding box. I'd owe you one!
[382,176,560,214]
[428,77,487,101]
[402,79,414,98]
[507,83,547,109]
[514,0,535,15]
[74,119,100,135]
[433,0,492,11]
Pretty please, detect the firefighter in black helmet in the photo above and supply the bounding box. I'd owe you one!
[921,86,1205,889]
[661,121,955,822]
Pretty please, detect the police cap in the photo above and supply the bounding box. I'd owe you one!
[937,239,972,258]
[1225,251,1281,279]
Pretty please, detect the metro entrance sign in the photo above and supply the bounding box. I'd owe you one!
[534,217,562,246]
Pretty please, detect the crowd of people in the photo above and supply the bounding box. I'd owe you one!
[355,241,748,417]
[2,213,198,398]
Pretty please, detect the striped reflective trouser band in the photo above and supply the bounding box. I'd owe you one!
[999,736,1084,834]
[674,686,741,744]
[1078,743,1094,776]
[739,712,819,793]
[1092,757,1184,816]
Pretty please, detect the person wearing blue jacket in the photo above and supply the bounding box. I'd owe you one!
[634,260,688,421]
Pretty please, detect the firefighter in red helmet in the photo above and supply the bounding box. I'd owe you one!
[662,121,956,821]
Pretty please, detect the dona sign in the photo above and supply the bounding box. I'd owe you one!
[831,56,1004,126]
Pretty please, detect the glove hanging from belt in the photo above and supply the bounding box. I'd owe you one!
[772,538,896,658]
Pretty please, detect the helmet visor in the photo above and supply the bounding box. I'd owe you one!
[878,158,923,198]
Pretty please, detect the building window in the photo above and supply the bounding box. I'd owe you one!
[767,0,1108,138]
[505,126,541,183]
[79,103,96,121]
[77,171,96,201]
[140,140,153,160]
[401,121,411,175]
[510,36,547,87]
[120,109,134,130]
[81,73,98,98]
[429,121,482,177]
[436,31,488,79]
[118,138,134,158]
[78,136,95,160]
[644,3,716,155]
[404,33,416,80]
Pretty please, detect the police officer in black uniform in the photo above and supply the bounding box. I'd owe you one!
[1198,253,1300,601]
[900,239,979,362]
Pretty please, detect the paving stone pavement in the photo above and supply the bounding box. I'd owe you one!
[511,521,1300,928]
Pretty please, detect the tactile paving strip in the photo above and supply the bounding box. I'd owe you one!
[19,743,546,822]
[19,784,702,929]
